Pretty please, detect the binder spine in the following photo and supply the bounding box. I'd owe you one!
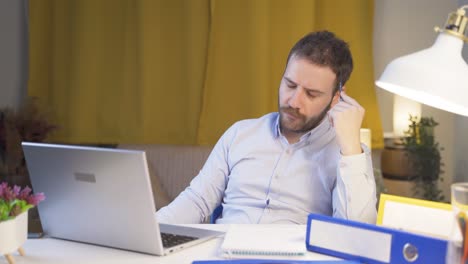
[306,214,448,264]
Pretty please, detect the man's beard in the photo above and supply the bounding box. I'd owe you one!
[279,100,332,136]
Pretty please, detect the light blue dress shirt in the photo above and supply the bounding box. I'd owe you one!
[156,112,377,224]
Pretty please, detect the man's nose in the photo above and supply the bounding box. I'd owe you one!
[288,89,303,109]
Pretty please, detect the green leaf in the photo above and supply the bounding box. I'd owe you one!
[0,201,10,221]
[0,198,35,221]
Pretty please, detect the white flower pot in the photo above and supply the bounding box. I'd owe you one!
[0,211,28,264]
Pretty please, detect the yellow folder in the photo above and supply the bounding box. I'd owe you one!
[377,194,452,239]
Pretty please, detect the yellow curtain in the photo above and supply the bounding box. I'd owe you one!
[29,0,383,148]
[29,0,210,144]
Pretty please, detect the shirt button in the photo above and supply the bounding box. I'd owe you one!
[275,174,279,179]
[285,149,291,154]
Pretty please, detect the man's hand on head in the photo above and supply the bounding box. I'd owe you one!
[328,91,364,156]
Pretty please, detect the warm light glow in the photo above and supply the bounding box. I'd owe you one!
[377,79,468,117]
[360,128,372,150]
[393,96,421,137]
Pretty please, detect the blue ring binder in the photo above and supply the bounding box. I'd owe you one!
[305,214,447,264]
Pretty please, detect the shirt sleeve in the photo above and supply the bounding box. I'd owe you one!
[332,144,377,224]
[156,125,235,224]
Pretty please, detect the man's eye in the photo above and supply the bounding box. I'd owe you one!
[286,81,296,88]
[307,92,317,98]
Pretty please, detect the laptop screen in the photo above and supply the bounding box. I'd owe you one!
[22,142,164,254]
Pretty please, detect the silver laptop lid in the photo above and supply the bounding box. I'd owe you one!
[22,142,165,255]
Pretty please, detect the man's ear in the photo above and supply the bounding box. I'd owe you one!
[331,85,346,107]
[331,90,341,107]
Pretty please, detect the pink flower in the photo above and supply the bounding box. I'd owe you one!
[0,182,45,205]
[12,185,21,197]
[0,182,7,198]
[0,182,15,201]
[18,186,32,200]
[26,192,45,206]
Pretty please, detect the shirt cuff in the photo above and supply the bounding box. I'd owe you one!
[340,155,366,172]
[338,144,370,183]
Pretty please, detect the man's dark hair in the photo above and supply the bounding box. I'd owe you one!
[286,31,353,93]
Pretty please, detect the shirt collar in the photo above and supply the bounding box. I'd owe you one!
[273,112,333,145]
[273,113,281,138]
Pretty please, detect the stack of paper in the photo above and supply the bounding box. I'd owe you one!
[220,224,307,259]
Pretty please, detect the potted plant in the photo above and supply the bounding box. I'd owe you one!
[0,182,45,264]
[402,115,445,201]
[0,97,56,233]
[0,97,57,185]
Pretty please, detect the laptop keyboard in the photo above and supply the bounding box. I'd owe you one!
[161,232,198,248]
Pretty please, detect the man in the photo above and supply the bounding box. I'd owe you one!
[157,31,377,224]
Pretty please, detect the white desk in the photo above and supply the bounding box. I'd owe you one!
[8,225,340,264]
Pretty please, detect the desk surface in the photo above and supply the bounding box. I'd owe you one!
[9,224,339,264]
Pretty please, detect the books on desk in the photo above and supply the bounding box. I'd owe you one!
[220,225,307,259]
[306,213,448,264]
[214,195,451,264]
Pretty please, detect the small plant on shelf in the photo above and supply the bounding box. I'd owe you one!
[402,115,444,201]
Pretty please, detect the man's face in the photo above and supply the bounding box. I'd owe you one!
[278,56,340,136]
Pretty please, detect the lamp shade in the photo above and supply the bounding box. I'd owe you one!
[376,33,468,116]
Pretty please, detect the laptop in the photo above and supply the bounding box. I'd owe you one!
[22,142,224,256]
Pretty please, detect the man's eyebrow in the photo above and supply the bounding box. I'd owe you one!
[284,76,324,94]
[284,76,296,85]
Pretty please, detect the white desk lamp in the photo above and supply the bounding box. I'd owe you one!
[376,5,468,202]
[376,5,468,116]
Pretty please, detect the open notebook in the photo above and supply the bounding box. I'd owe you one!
[221,225,307,259]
